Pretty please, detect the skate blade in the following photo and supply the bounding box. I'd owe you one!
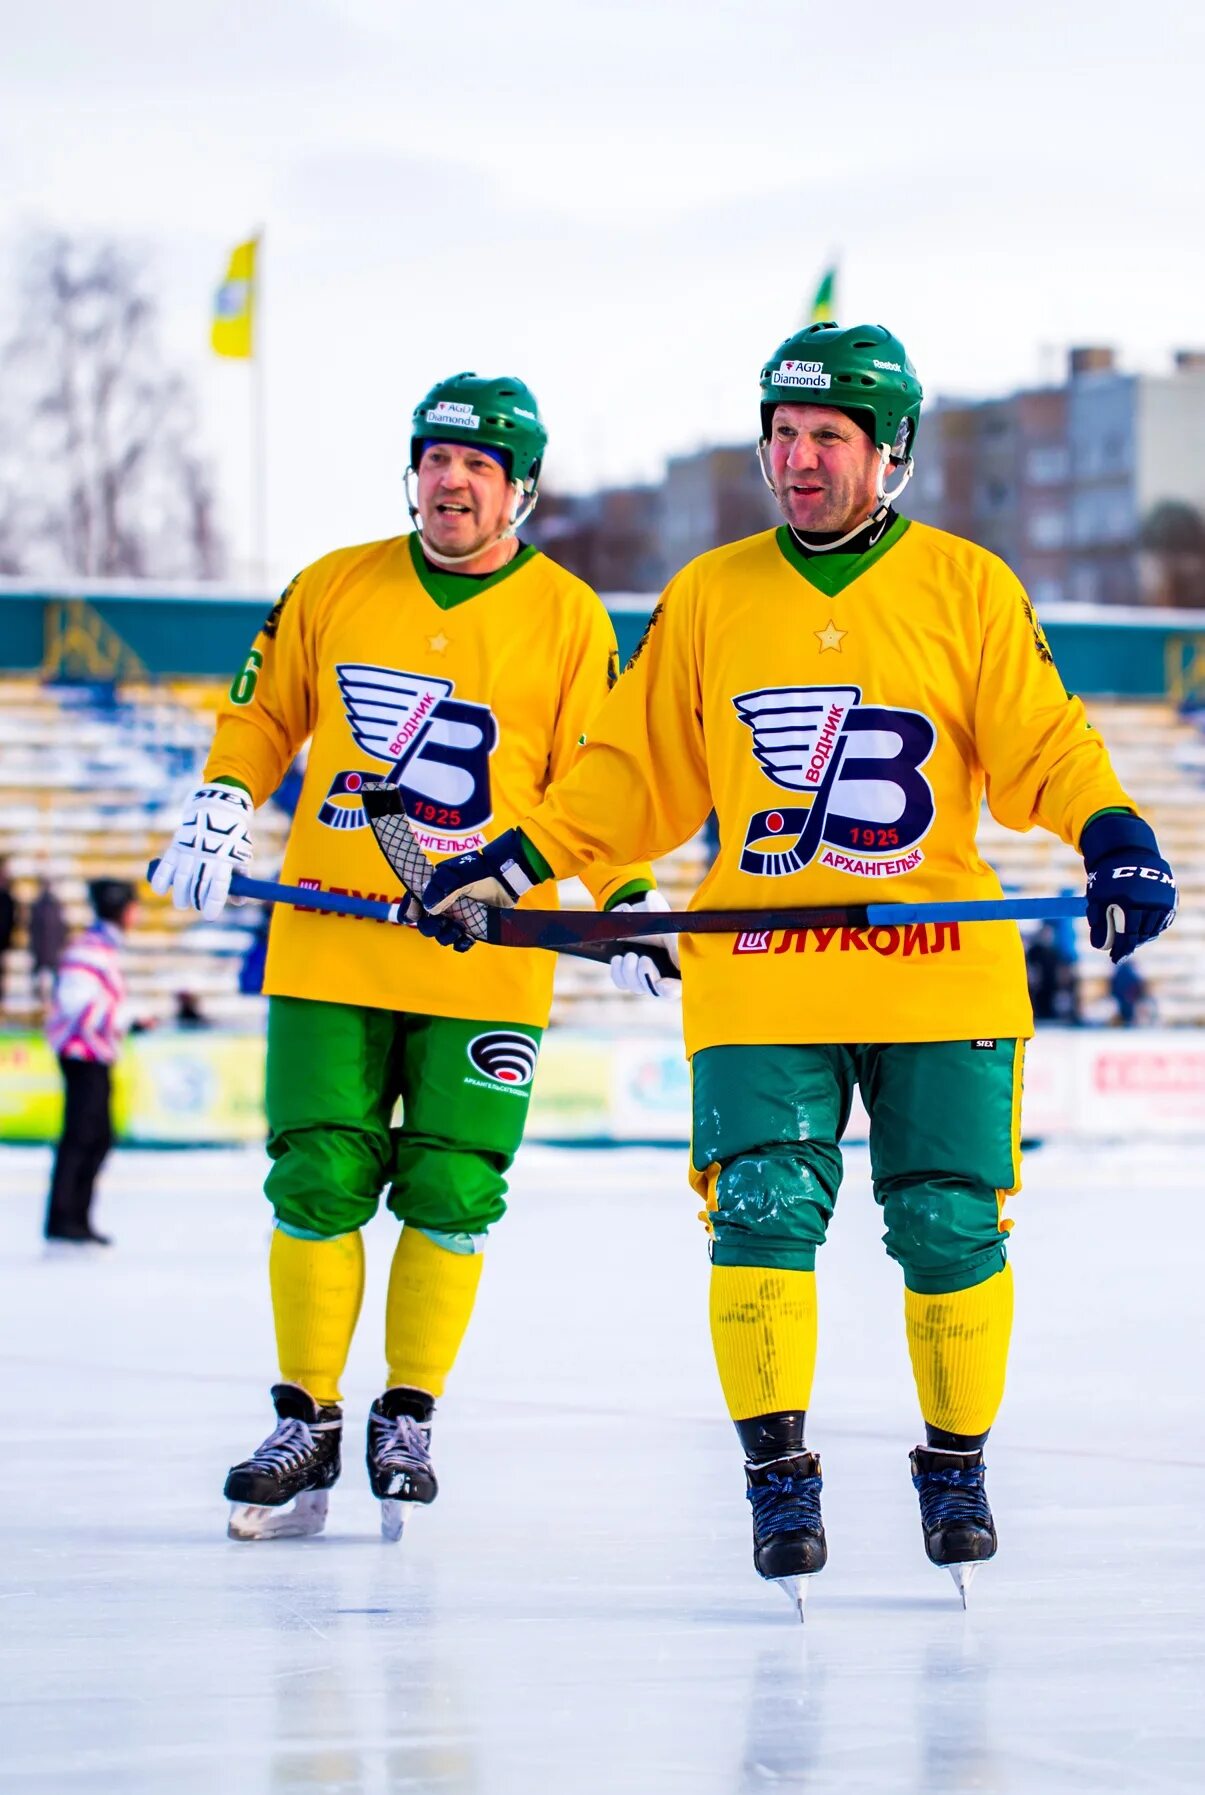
[947,1562,979,1608]
[227,1490,329,1541]
[380,1498,416,1543]
[773,1575,815,1624]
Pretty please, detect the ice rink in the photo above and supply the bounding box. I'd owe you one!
[1,1134,1202,1794]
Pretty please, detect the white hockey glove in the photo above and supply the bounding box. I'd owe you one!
[151,782,253,920]
[608,889,679,999]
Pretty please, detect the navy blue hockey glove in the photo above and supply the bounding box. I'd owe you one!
[1081,813,1176,964]
[418,828,545,949]
[409,898,476,952]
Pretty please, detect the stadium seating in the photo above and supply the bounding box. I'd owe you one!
[0,680,289,1026]
[0,679,1200,1030]
[976,701,1203,1026]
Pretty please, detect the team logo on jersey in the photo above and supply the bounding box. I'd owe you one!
[733,683,936,879]
[318,769,373,831]
[318,664,498,837]
[467,1031,539,1088]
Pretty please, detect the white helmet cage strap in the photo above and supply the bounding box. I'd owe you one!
[755,433,915,554]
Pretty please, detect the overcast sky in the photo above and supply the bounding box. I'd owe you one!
[4,0,1203,589]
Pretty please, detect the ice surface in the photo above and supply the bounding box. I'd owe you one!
[1,1137,1203,1793]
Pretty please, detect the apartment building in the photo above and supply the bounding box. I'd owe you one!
[903,348,1205,608]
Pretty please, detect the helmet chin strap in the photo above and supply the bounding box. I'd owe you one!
[757,441,915,554]
[404,468,539,568]
[877,444,914,508]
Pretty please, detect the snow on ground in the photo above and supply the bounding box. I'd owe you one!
[0,1138,1202,1793]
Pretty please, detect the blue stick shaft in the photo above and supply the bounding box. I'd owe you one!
[145,861,402,921]
[227,872,401,920]
[865,895,1085,925]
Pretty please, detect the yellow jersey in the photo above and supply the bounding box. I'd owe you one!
[205,533,650,1025]
[520,517,1134,1052]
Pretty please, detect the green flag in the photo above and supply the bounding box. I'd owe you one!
[807,266,837,324]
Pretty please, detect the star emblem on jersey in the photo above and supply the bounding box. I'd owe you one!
[732,683,937,879]
[427,632,450,655]
[815,620,846,654]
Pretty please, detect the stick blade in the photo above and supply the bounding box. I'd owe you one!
[360,780,490,942]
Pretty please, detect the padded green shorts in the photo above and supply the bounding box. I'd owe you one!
[264,996,542,1242]
[691,1038,1023,1293]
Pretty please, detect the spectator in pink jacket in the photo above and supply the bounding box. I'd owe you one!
[44,879,140,1246]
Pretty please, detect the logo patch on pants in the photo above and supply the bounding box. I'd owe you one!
[467,1032,538,1087]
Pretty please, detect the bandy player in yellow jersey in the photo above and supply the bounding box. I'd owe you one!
[421,324,1178,1613]
[152,374,671,1541]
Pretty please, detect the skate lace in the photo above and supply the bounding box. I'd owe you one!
[746,1469,823,1538]
[912,1464,991,1530]
[369,1411,430,1470]
[247,1417,323,1473]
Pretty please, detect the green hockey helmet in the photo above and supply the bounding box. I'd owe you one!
[759,322,923,463]
[409,372,547,493]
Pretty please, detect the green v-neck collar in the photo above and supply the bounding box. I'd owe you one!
[774,513,910,597]
[407,532,537,610]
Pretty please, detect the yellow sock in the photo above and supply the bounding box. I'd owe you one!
[385,1228,484,1398]
[904,1263,1014,1437]
[708,1264,818,1421]
[269,1228,366,1406]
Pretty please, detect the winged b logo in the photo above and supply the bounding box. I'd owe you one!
[324,663,497,833]
[733,685,860,793]
[336,665,455,766]
[732,682,936,878]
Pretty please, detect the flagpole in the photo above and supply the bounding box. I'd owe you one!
[250,226,267,588]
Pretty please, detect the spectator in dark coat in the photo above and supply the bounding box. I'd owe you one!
[1025,922,1081,1025]
[0,859,16,1007]
[29,877,69,1005]
[173,990,211,1028]
[1112,958,1156,1027]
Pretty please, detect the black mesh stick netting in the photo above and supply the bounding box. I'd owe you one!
[358,780,683,975]
[360,781,492,943]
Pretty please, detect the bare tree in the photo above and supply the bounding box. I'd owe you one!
[0,235,227,580]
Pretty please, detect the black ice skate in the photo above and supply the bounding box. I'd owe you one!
[909,1445,998,1606]
[745,1450,827,1621]
[366,1387,438,1542]
[224,1383,342,1541]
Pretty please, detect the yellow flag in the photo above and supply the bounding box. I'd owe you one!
[211,238,257,359]
[807,266,837,325]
